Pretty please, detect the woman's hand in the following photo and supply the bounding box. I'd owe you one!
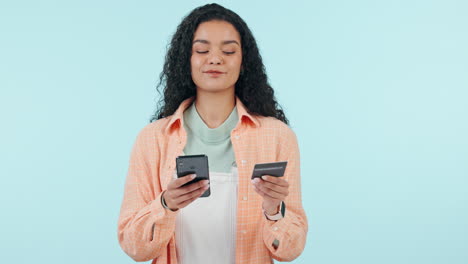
[252,176,289,214]
[162,174,209,211]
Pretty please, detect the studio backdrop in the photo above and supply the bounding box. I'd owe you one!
[0,0,467,263]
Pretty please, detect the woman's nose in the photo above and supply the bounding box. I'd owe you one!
[208,53,223,65]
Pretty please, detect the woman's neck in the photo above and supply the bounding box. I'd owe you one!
[194,90,236,129]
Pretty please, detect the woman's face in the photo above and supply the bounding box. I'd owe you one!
[191,20,242,94]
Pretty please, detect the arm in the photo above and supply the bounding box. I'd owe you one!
[117,129,177,262]
[261,130,308,261]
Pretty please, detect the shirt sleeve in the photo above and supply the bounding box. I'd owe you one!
[117,129,177,262]
[261,129,308,261]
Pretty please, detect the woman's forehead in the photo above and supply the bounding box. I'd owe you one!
[193,20,241,45]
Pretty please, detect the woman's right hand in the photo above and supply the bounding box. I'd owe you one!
[162,174,209,211]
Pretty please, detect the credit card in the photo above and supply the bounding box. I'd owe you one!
[251,161,287,179]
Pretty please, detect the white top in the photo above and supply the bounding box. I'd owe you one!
[175,166,239,264]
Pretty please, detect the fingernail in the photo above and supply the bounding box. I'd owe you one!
[191,174,196,179]
[261,176,267,180]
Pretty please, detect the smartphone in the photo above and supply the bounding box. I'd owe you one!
[176,154,210,197]
[251,161,288,179]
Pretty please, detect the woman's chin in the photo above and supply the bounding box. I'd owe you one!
[196,85,235,94]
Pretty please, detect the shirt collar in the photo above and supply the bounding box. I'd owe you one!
[164,96,260,134]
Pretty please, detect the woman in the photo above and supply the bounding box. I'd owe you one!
[117,3,307,264]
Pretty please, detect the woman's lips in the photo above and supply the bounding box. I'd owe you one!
[204,71,225,77]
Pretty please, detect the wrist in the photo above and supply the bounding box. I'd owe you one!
[161,191,178,212]
[263,201,281,215]
[263,201,285,221]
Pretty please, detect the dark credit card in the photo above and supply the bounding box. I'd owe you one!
[251,161,288,179]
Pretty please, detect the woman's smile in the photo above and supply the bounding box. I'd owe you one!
[204,72,225,77]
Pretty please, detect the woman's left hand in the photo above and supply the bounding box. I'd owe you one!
[252,176,289,215]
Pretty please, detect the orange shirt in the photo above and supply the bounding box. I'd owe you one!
[117,96,308,263]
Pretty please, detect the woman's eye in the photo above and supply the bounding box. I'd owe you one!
[195,51,235,55]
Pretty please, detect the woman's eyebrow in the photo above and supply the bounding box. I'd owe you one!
[193,39,240,46]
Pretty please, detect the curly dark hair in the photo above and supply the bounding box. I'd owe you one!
[150,3,289,125]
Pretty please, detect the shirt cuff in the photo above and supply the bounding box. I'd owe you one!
[262,211,291,251]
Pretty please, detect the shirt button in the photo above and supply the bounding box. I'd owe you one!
[241,230,247,234]
[242,196,248,201]
[241,160,247,165]
[273,227,279,231]
[235,135,240,139]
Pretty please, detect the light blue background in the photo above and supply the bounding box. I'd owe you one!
[1,0,467,263]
